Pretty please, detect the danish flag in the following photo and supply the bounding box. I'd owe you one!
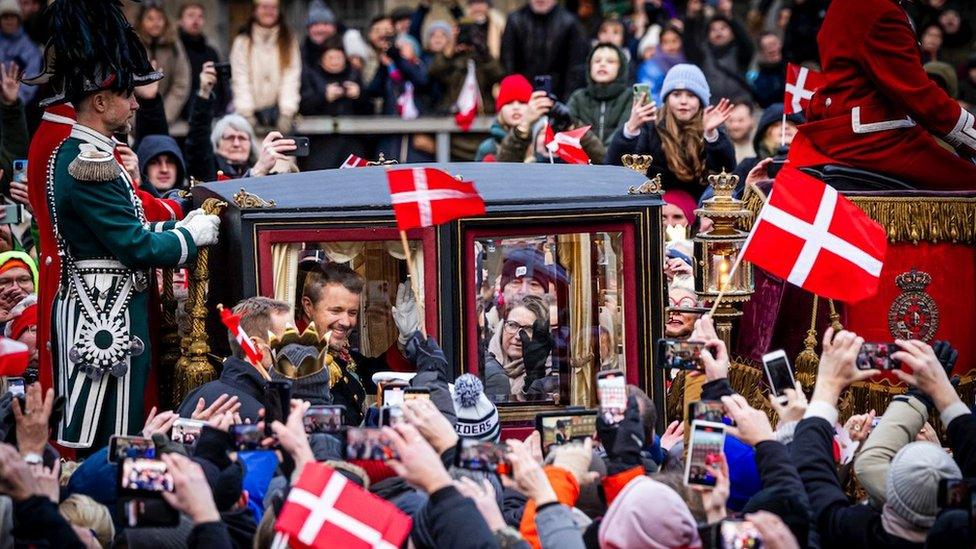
[544,124,592,164]
[274,463,412,549]
[740,168,887,303]
[340,154,368,169]
[784,63,825,115]
[386,167,486,230]
[454,59,480,131]
[219,304,264,367]
[0,337,29,377]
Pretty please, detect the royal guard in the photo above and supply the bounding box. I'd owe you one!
[789,0,976,189]
[31,0,221,452]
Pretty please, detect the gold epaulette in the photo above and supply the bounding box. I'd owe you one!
[68,148,121,182]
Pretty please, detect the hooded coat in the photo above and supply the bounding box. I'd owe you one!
[567,44,634,147]
[177,356,266,422]
[136,135,187,195]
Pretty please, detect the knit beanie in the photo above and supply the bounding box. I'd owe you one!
[451,374,500,442]
[496,74,533,110]
[425,20,453,43]
[886,441,961,528]
[306,0,336,27]
[599,476,702,548]
[663,189,697,226]
[660,63,711,107]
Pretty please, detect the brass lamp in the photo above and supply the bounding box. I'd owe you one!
[694,170,754,348]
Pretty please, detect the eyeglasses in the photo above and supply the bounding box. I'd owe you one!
[220,134,250,143]
[669,296,697,308]
[0,276,32,288]
[503,320,534,336]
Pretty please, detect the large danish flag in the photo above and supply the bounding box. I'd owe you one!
[274,463,412,549]
[785,63,825,115]
[386,167,486,230]
[741,167,887,303]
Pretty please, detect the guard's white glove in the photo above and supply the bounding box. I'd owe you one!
[183,214,220,246]
[391,281,421,345]
[176,208,204,228]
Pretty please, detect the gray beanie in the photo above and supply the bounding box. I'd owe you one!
[661,63,711,107]
[306,0,336,27]
[885,441,961,528]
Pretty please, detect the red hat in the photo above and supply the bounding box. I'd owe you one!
[663,189,697,226]
[496,74,533,111]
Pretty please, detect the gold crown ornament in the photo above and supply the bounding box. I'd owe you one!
[268,323,339,383]
[622,154,663,195]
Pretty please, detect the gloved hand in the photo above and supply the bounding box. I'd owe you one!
[176,208,204,229]
[392,282,421,346]
[519,319,554,388]
[596,395,645,475]
[907,340,959,411]
[405,333,448,379]
[183,213,220,247]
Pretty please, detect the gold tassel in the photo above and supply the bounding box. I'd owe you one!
[795,295,820,393]
[173,356,218,403]
[828,299,843,331]
[68,149,121,181]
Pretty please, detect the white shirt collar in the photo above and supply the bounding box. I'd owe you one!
[69,124,115,154]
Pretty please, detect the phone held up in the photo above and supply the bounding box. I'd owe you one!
[455,439,512,477]
[596,369,626,424]
[856,343,900,371]
[264,380,292,437]
[534,409,597,456]
[762,349,796,404]
[344,427,398,461]
[657,339,705,371]
[685,421,726,487]
[108,435,155,464]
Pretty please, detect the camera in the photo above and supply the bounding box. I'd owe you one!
[532,75,573,133]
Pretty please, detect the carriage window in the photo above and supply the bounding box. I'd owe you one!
[271,240,424,358]
[474,232,626,407]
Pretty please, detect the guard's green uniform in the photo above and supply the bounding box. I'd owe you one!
[49,125,197,449]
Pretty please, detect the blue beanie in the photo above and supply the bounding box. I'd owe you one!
[660,63,711,107]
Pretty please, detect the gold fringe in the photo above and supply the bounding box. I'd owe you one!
[173,358,218,403]
[68,150,121,182]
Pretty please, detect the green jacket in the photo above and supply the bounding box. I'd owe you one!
[428,50,505,114]
[566,44,633,147]
[475,121,509,161]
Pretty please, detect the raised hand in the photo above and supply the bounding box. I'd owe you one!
[160,453,220,524]
[703,98,735,136]
[400,398,457,454]
[0,62,20,105]
[892,339,961,412]
[624,93,658,135]
[13,383,55,457]
[191,394,241,422]
[812,328,875,406]
[384,422,452,494]
[454,477,506,531]
[142,406,179,439]
[722,394,775,446]
[769,381,808,427]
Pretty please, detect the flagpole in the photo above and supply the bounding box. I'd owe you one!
[780,113,787,148]
[707,252,746,318]
[399,230,427,339]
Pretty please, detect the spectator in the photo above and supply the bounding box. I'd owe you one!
[496,89,605,164]
[0,250,35,299]
[4,293,36,378]
[178,2,231,119]
[636,25,685,105]
[750,32,786,108]
[781,0,828,65]
[229,0,301,133]
[430,17,505,117]
[959,55,976,109]
[0,61,27,195]
[16,0,43,45]
[665,280,697,339]
[362,15,395,85]
[599,476,702,548]
[920,23,944,63]
[924,61,959,101]
[501,0,589,99]
[0,0,39,105]
[734,103,801,180]
[452,373,501,441]
[609,64,736,199]
[186,62,296,181]
[597,18,627,50]
[135,2,191,125]
[390,6,413,36]
[136,135,187,196]
[301,0,340,69]
[725,102,756,162]
[58,494,115,549]
[299,39,370,170]
[567,43,633,147]
[686,15,755,105]
[635,26,665,99]
[475,73,532,161]
[937,8,973,69]
[464,0,508,61]
[423,20,454,64]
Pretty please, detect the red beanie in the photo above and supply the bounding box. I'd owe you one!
[663,189,697,225]
[496,74,533,111]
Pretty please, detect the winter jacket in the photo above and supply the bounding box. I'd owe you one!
[178,356,266,422]
[606,122,736,200]
[12,496,86,548]
[230,25,301,120]
[364,47,432,117]
[792,415,921,548]
[500,4,589,98]
[536,503,586,549]
[185,93,251,182]
[567,45,633,147]
[684,17,755,105]
[423,485,499,549]
[854,395,929,509]
[752,59,787,109]
[428,50,505,115]
[497,123,606,164]
[298,64,370,170]
[475,121,509,161]
[136,135,187,193]
[0,99,27,195]
[733,103,804,183]
[180,29,232,119]
[519,466,580,549]
[142,35,192,124]
[945,406,976,477]
[0,29,40,104]
[187,522,234,549]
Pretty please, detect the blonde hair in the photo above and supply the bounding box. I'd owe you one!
[657,102,705,185]
[59,494,115,548]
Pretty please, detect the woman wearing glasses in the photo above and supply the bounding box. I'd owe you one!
[483,294,554,403]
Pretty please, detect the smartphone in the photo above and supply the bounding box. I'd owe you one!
[118,457,174,496]
[597,370,627,424]
[303,405,345,434]
[344,427,398,461]
[719,519,762,549]
[264,380,292,436]
[0,205,22,225]
[121,498,180,528]
[380,405,405,427]
[534,410,597,456]
[213,62,232,80]
[685,421,726,487]
[455,439,512,477]
[108,435,155,464]
[6,377,24,397]
[381,381,408,407]
[856,343,900,371]
[762,349,796,403]
[938,478,976,508]
[657,339,705,371]
[286,136,310,157]
[688,400,725,426]
[11,159,26,183]
[404,387,431,401]
[170,418,205,448]
[532,74,553,96]
[632,83,651,105]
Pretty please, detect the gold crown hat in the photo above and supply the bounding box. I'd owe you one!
[268,323,342,386]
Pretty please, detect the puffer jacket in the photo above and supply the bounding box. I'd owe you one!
[229,24,301,120]
[566,44,633,147]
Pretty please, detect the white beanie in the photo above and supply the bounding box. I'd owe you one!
[452,374,500,442]
[638,25,662,58]
[885,441,961,528]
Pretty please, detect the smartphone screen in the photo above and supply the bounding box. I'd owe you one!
[170,418,205,448]
[230,424,264,451]
[535,411,597,456]
[108,435,155,464]
[455,439,512,477]
[119,458,174,495]
[688,400,725,425]
[856,343,900,370]
[685,422,726,487]
[7,377,24,397]
[380,406,405,427]
[383,385,406,407]
[762,351,795,397]
[303,405,345,434]
[719,519,762,549]
[345,427,398,461]
[264,380,292,436]
[658,339,705,371]
[597,370,626,424]
[404,388,431,401]
[11,160,26,183]
[632,84,651,105]
[939,478,976,508]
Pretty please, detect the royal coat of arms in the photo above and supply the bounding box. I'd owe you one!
[887,269,939,342]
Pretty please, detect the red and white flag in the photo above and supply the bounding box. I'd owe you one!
[219,304,264,367]
[454,59,480,131]
[386,167,486,230]
[0,337,29,377]
[544,124,591,165]
[274,463,412,549]
[784,63,825,115]
[740,167,887,303]
[340,154,368,169]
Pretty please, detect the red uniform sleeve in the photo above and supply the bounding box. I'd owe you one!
[135,189,184,222]
[518,466,580,549]
[861,10,976,154]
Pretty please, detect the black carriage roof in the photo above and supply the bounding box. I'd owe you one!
[196,163,663,215]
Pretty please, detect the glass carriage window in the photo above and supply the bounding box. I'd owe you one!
[270,240,424,358]
[474,232,626,407]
